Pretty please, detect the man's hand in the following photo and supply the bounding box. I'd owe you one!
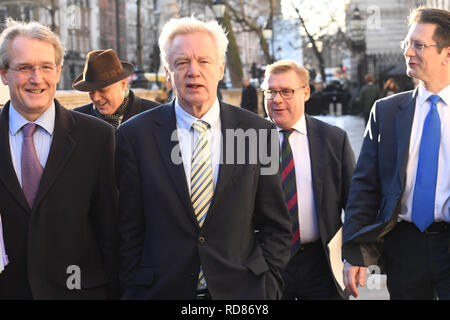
[343,261,366,298]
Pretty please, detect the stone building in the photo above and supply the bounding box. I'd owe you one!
[344,0,428,90]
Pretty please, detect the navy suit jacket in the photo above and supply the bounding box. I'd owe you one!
[116,101,292,299]
[0,100,118,299]
[341,89,449,267]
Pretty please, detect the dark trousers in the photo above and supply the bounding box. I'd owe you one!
[282,240,342,300]
[383,221,450,299]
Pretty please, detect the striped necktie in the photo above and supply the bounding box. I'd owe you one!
[281,129,300,255]
[191,120,213,289]
[411,94,441,232]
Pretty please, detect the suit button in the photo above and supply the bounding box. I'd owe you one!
[198,236,206,244]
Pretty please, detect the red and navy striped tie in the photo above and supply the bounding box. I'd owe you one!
[281,129,300,255]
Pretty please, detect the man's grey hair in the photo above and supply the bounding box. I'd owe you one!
[0,18,65,69]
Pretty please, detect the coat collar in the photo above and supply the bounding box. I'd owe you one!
[305,115,324,217]
[152,101,242,228]
[32,99,76,211]
[0,100,76,212]
[123,90,140,122]
[152,101,197,227]
[0,102,29,211]
[395,90,416,188]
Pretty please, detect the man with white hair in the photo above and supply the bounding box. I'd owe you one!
[116,16,291,300]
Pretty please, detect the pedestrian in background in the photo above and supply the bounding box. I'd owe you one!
[383,78,400,97]
[73,49,159,129]
[240,77,258,113]
[359,73,381,124]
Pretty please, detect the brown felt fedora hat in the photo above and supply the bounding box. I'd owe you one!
[72,49,134,92]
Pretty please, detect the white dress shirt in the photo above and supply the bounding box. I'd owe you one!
[277,115,320,243]
[399,83,450,223]
[174,99,222,192]
[9,103,55,187]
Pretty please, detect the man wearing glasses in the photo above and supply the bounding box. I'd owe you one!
[343,6,450,299]
[0,19,118,299]
[262,60,355,299]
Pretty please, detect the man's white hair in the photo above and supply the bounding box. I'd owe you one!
[158,16,228,69]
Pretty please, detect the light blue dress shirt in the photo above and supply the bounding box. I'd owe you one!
[9,103,55,187]
[174,99,222,192]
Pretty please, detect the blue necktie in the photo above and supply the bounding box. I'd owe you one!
[411,94,441,232]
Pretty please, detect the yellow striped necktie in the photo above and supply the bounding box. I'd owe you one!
[191,120,213,289]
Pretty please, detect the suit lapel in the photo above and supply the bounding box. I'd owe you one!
[394,90,416,187]
[33,100,76,210]
[305,115,324,220]
[0,103,30,212]
[123,90,140,122]
[152,103,197,226]
[153,102,240,227]
[208,102,239,214]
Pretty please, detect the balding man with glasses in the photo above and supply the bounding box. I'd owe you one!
[262,59,355,299]
[343,6,450,300]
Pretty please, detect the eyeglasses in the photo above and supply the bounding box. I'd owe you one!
[7,63,57,76]
[400,40,446,52]
[263,85,307,100]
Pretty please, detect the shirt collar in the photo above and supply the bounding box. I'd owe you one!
[9,102,56,136]
[174,98,221,131]
[417,82,450,107]
[276,114,307,135]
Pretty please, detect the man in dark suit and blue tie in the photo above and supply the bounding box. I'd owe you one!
[116,16,292,300]
[262,60,355,299]
[343,6,450,299]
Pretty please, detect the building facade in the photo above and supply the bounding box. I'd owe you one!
[345,0,427,90]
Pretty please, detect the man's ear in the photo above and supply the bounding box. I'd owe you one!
[444,46,450,65]
[120,78,129,91]
[1,68,8,85]
[304,85,311,102]
[164,65,172,83]
[219,60,225,80]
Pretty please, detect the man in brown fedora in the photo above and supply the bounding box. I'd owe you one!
[73,49,159,129]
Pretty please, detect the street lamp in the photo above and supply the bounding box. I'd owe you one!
[349,6,366,87]
[212,0,226,19]
[350,6,365,44]
[262,19,273,42]
[263,18,273,63]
